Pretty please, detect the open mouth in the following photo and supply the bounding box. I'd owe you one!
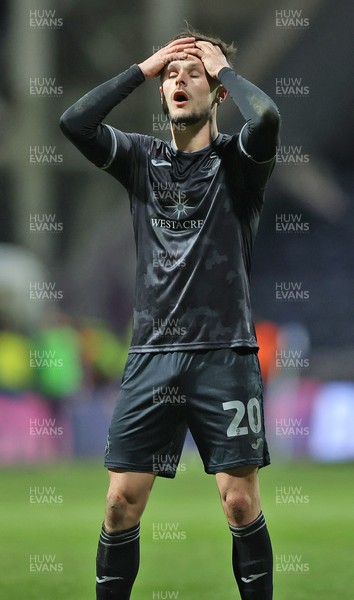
[173,90,189,104]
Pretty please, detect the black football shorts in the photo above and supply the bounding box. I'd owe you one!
[104,348,270,478]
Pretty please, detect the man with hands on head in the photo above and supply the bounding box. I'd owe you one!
[60,28,280,600]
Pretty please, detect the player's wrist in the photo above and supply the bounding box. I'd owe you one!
[137,61,149,79]
[217,66,235,81]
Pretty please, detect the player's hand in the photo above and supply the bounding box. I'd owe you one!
[138,37,196,79]
[185,41,230,79]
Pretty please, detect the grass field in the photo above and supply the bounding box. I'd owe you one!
[2,454,353,599]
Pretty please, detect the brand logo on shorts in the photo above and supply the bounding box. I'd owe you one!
[251,438,263,450]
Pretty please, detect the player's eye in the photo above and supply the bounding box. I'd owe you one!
[169,71,178,78]
[190,72,200,78]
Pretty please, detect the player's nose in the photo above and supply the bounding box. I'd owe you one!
[175,70,186,85]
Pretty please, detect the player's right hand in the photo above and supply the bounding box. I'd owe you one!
[138,37,195,79]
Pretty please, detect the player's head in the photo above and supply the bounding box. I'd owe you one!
[159,27,236,128]
[171,26,237,68]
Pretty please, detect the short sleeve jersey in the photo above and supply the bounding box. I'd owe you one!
[103,127,275,353]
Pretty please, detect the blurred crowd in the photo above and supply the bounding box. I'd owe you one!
[0,316,131,402]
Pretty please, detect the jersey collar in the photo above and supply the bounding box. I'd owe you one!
[170,133,223,155]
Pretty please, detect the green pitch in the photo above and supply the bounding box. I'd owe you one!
[2,455,353,599]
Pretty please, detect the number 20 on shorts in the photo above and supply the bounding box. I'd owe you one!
[222,398,262,437]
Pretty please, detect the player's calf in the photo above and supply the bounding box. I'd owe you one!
[229,512,273,600]
[96,523,140,600]
[96,470,155,599]
[216,467,273,599]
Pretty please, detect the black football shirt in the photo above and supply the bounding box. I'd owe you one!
[102,126,275,352]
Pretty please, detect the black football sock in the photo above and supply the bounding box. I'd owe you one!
[229,512,273,600]
[96,523,140,599]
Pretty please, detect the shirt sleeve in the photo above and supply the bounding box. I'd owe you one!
[218,67,281,188]
[59,64,145,171]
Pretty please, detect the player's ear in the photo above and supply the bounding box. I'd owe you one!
[216,86,228,104]
[159,85,164,104]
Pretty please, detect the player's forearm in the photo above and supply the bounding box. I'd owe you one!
[218,67,280,162]
[59,65,145,164]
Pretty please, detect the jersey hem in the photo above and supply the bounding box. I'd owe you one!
[128,340,259,354]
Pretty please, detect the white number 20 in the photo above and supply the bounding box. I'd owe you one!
[222,397,262,437]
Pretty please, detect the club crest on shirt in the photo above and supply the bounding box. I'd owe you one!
[151,181,201,226]
[152,183,193,218]
[165,196,193,219]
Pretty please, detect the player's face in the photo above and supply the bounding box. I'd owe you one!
[160,58,220,126]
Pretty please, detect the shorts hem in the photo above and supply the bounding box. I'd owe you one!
[205,458,271,474]
[104,462,177,479]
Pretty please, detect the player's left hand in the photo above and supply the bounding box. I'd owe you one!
[185,41,231,79]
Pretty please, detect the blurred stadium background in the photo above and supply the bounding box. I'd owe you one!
[1,0,354,598]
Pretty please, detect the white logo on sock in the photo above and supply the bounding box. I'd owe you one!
[241,572,268,583]
[96,576,124,583]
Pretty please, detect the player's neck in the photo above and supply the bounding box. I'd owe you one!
[170,118,218,153]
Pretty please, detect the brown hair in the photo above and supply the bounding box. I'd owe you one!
[170,25,237,68]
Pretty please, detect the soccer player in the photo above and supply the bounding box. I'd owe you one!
[60,28,280,600]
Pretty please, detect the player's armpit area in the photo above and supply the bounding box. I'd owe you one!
[59,65,145,167]
[218,68,281,163]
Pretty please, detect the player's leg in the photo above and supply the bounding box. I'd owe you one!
[97,351,188,599]
[185,348,272,599]
[96,469,155,600]
[216,466,273,600]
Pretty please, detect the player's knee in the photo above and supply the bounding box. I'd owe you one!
[106,489,128,514]
[105,489,131,526]
[105,486,144,531]
[223,490,253,524]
